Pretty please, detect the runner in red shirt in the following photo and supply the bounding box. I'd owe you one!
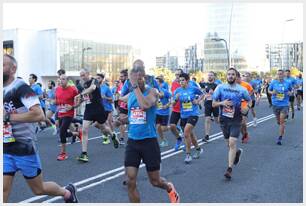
[55,74,79,161]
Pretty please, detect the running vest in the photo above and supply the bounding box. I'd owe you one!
[127,87,157,140]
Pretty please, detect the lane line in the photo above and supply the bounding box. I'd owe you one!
[21,113,275,203]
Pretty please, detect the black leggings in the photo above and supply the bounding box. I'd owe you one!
[59,117,73,144]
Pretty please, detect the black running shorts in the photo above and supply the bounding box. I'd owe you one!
[124,138,161,172]
[83,107,107,124]
[204,101,219,117]
[289,95,295,102]
[156,114,169,126]
[180,116,199,129]
[169,111,181,125]
[219,117,241,139]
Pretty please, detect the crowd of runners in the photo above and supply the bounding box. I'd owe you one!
[3,54,303,203]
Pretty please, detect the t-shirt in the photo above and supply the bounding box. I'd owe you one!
[240,81,253,109]
[55,86,78,118]
[83,78,102,113]
[174,86,203,119]
[47,88,57,112]
[269,79,292,107]
[100,83,113,112]
[200,82,218,102]
[118,81,128,110]
[4,79,41,156]
[213,83,251,121]
[171,80,181,113]
[214,79,222,85]
[285,76,297,96]
[156,88,172,116]
[31,83,45,108]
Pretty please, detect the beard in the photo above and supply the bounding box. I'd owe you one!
[3,73,10,84]
[227,78,236,85]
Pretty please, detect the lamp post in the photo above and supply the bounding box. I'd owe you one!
[81,47,92,68]
[212,38,230,69]
[281,18,295,70]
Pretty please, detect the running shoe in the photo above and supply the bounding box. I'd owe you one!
[77,153,89,162]
[192,148,203,159]
[224,167,232,180]
[174,137,183,151]
[102,137,110,145]
[277,137,282,145]
[184,153,192,164]
[51,125,57,135]
[119,138,125,146]
[203,135,209,142]
[64,183,78,203]
[111,133,119,149]
[159,140,169,148]
[253,118,257,127]
[234,148,243,165]
[167,182,180,203]
[57,152,68,161]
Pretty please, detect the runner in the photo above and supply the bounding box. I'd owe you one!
[250,74,263,105]
[212,67,251,180]
[243,72,258,127]
[295,73,303,110]
[268,69,293,145]
[237,72,254,144]
[121,59,180,203]
[45,80,57,135]
[155,77,172,147]
[169,69,185,151]
[55,74,80,161]
[174,73,204,164]
[96,73,115,144]
[76,68,119,162]
[200,71,219,142]
[111,80,120,115]
[284,69,298,119]
[3,54,78,203]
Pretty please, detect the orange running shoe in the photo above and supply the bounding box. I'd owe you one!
[167,182,180,203]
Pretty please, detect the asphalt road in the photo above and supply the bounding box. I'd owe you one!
[8,98,303,203]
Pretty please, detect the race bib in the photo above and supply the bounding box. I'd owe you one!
[83,94,92,104]
[130,108,147,124]
[222,106,235,118]
[276,93,284,100]
[3,123,15,144]
[119,101,128,109]
[182,101,192,111]
[58,104,67,113]
[157,101,163,109]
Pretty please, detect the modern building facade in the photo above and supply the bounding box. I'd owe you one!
[3,28,135,86]
[155,52,178,70]
[265,42,303,71]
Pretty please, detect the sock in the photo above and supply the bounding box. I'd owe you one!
[82,151,87,155]
[177,137,182,141]
[64,189,71,200]
[196,147,201,151]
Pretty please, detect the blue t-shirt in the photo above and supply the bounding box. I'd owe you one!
[295,77,303,91]
[156,88,171,116]
[100,83,113,112]
[213,83,251,120]
[161,82,169,90]
[284,76,297,88]
[269,79,292,107]
[47,88,57,112]
[189,80,200,88]
[31,84,45,108]
[214,79,222,85]
[128,87,157,140]
[250,79,262,91]
[174,86,203,119]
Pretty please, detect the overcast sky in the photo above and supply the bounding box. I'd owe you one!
[3,3,303,68]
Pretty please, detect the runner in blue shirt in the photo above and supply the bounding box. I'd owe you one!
[46,80,57,135]
[173,73,204,164]
[120,59,180,203]
[269,69,293,145]
[155,77,172,148]
[284,69,298,119]
[295,73,303,110]
[250,75,263,105]
[212,67,251,180]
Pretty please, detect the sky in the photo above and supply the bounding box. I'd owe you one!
[3,3,303,69]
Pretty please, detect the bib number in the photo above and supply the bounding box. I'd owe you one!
[58,104,67,113]
[222,106,235,118]
[130,108,146,124]
[276,93,284,100]
[182,101,192,111]
[83,94,92,104]
[3,123,15,143]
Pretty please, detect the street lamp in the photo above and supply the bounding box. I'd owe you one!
[211,38,230,69]
[281,18,295,70]
[81,47,92,68]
